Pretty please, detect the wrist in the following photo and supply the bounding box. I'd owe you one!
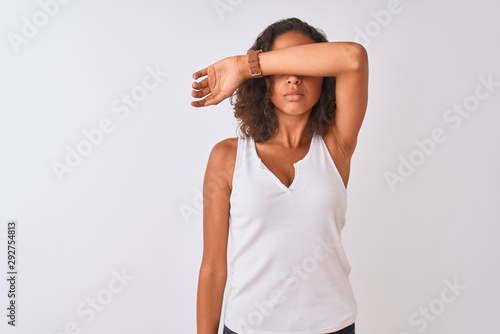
[237,54,252,81]
[248,50,264,79]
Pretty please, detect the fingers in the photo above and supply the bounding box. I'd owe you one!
[191,100,206,108]
[205,95,215,106]
[191,67,211,107]
[191,97,211,108]
[192,78,208,89]
[192,77,209,100]
[192,77,211,105]
[191,94,216,108]
[192,68,207,80]
[192,86,210,99]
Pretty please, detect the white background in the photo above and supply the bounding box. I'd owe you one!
[0,0,499,333]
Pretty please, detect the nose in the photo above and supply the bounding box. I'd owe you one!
[286,75,301,85]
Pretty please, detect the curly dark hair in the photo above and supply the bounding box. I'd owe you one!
[229,17,337,143]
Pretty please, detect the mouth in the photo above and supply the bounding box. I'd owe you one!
[284,90,304,102]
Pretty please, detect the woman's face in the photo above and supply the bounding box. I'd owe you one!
[266,30,323,117]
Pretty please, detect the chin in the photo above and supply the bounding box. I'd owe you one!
[276,106,313,116]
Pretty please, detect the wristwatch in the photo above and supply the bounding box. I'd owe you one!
[248,49,263,78]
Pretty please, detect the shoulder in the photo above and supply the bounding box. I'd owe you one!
[206,137,240,191]
[209,137,239,159]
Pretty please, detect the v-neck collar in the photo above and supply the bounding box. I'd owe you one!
[252,134,317,193]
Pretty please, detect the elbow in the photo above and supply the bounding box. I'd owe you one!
[199,264,228,280]
[350,42,368,71]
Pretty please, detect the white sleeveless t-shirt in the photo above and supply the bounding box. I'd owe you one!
[223,132,357,334]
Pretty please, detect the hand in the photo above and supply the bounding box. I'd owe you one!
[191,55,247,107]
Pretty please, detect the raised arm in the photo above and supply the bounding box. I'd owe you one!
[192,42,363,105]
[333,47,368,157]
[242,41,365,79]
[243,42,369,156]
[191,42,369,155]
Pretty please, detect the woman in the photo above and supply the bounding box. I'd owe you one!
[192,17,368,334]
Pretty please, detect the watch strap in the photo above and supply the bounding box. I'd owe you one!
[248,49,263,78]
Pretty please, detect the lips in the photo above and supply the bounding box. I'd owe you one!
[284,90,304,102]
[284,90,304,96]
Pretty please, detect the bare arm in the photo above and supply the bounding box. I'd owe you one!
[330,45,368,156]
[191,42,363,106]
[197,140,233,334]
[242,41,364,79]
[243,42,369,155]
[191,41,369,154]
